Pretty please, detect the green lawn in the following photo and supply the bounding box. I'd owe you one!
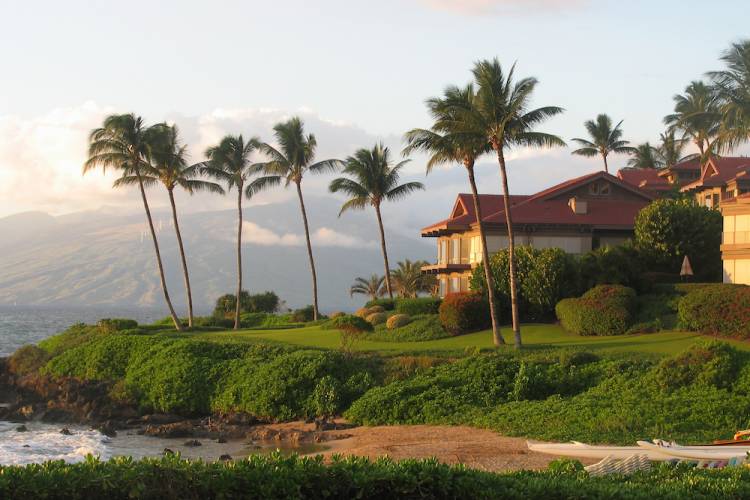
[177,323,749,357]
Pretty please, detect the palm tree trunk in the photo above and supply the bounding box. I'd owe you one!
[168,188,193,328]
[374,203,393,299]
[296,181,319,320]
[135,170,182,331]
[234,186,243,330]
[467,165,503,345]
[496,148,521,349]
[603,154,609,174]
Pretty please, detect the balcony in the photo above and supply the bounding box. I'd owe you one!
[421,261,472,275]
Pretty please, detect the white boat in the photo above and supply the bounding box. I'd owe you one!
[637,440,750,461]
[527,441,673,461]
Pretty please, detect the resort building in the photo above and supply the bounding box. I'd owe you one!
[421,171,654,296]
[657,158,702,186]
[678,157,750,208]
[617,168,673,198]
[720,192,750,285]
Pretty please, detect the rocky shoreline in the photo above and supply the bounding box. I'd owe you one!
[0,358,352,449]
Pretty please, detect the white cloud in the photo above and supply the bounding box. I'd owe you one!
[242,221,301,246]
[418,0,586,15]
[312,227,376,248]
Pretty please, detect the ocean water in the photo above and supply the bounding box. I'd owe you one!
[0,305,164,357]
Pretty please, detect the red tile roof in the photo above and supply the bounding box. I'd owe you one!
[422,170,653,235]
[681,157,750,191]
[617,168,672,191]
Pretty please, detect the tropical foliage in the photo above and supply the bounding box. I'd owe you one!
[571,114,634,173]
[389,259,436,298]
[349,275,386,300]
[626,142,663,169]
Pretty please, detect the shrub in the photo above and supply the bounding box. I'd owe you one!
[395,297,442,315]
[311,375,340,419]
[364,298,395,310]
[7,345,49,376]
[386,314,411,329]
[555,285,636,336]
[677,284,750,338]
[577,244,645,292]
[368,316,449,342]
[38,323,108,356]
[291,305,316,323]
[635,198,723,282]
[653,341,742,391]
[365,312,387,326]
[366,305,385,314]
[212,290,281,317]
[471,246,579,321]
[438,292,490,335]
[354,307,370,318]
[327,315,373,334]
[329,311,346,319]
[96,318,138,332]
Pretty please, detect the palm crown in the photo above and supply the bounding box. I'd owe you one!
[349,275,385,299]
[200,134,276,198]
[709,40,750,149]
[329,143,424,215]
[571,114,634,172]
[664,81,723,163]
[84,113,152,176]
[626,142,663,169]
[390,260,436,298]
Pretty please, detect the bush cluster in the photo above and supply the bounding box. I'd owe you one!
[386,314,411,329]
[367,315,449,342]
[365,312,387,326]
[555,285,636,336]
[394,297,442,315]
[212,290,280,317]
[438,292,490,335]
[364,298,395,310]
[678,284,750,338]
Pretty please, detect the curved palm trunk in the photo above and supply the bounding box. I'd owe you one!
[136,170,182,331]
[467,165,503,345]
[602,154,609,174]
[496,148,521,349]
[234,187,243,330]
[295,181,319,320]
[374,203,393,299]
[168,188,194,328]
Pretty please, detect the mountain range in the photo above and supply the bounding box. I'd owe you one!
[0,196,435,313]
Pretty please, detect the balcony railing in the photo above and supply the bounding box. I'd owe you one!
[723,231,750,245]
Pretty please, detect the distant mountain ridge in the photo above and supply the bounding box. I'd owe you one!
[0,197,433,313]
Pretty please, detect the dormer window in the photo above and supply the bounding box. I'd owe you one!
[588,181,611,196]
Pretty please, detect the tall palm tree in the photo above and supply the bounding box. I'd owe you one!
[571,114,635,173]
[656,131,691,169]
[709,39,750,149]
[83,114,183,331]
[626,142,663,169]
[350,275,385,301]
[114,124,224,328]
[471,59,566,349]
[664,81,723,169]
[329,143,424,299]
[403,84,504,345]
[390,259,435,298]
[200,135,272,330]
[256,117,343,320]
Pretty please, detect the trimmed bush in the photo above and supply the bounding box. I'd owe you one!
[653,340,742,391]
[555,285,636,336]
[386,314,411,329]
[438,292,490,336]
[96,318,138,332]
[368,316,449,342]
[329,311,346,319]
[354,307,370,318]
[327,315,373,334]
[365,312,387,326]
[364,298,395,310]
[395,297,442,315]
[366,305,385,314]
[678,284,750,338]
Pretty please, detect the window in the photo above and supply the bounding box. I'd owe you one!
[588,181,610,196]
[439,278,447,297]
[705,195,713,208]
[461,276,470,292]
[470,235,482,263]
[439,240,447,264]
[451,238,460,264]
[451,277,460,292]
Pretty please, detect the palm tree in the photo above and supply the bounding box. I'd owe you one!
[626,142,663,169]
[664,81,723,169]
[571,114,635,173]
[350,275,385,300]
[83,114,183,331]
[329,143,424,299]
[471,58,566,349]
[199,135,272,330]
[709,40,750,149]
[403,84,504,345]
[656,131,692,169]
[256,117,343,320]
[390,259,435,298]
[114,124,224,328]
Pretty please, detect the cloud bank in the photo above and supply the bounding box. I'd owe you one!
[418,0,586,15]
[242,222,375,249]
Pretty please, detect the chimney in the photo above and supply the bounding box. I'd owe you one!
[568,196,588,215]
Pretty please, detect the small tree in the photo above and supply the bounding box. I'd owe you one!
[634,199,722,281]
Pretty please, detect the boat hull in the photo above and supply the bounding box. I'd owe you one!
[527,441,673,460]
[637,441,750,461]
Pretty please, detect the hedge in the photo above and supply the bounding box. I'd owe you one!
[555,285,636,336]
[395,297,442,315]
[3,454,750,499]
[678,284,750,338]
[438,292,490,335]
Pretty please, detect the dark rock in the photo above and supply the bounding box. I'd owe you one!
[219,454,232,461]
[314,418,335,431]
[96,421,118,438]
[163,448,175,455]
[15,425,28,432]
[60,427,72,435]
[216,436,227,444]
[183,439,202,447]
[22,444,30,448]
[142,413,182,425]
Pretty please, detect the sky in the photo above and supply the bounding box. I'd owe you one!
[1,0,749,224]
